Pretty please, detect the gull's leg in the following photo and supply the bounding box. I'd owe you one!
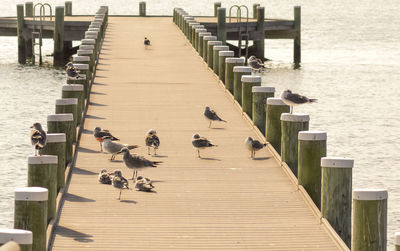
[148,147,150,155]
[197,149,200,158]
[209,121,212,128]
[100,142,103,152]
[290,106,293,114]
[118,190,121,200]
[154,148,157,156]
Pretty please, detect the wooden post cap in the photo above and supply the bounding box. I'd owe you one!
[203,36,217,41]
[77,49,94,55]
[218,51,234,57]
[233,66,252,73]
[72,63,89,70]
[90,23,102,28]
[67,74,86,80]
[73,55,90,61]
[85,31,98,36]
[213,45,229,51]
[14,187,48,201]
[56,98,78,105]
[47,114,74,122]
[267,97,287,105]
[395,232,400,245]
[252,86,274,93]
[192,25,204,29]
[225,57,244,64]
[0,229,32,244]
[353,189,388,200]
[298,131,327,141]
[241,75,262,83]
[79,45,95,50]
[188,22,200,27]
[62,84,84,91]
[85,35,97,39]
[81,39,95,45]
[199,32,211,37]
[280,113,310,122]
[28,155,58,164]
[208,41,222,46]
[195,28,207,33]
[46,133,66,143]
[88,27,100,32]
[321,157,354,168]
[184,16,194,20]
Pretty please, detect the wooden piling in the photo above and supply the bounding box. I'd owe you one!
[47,114,74,164]
[253,4,260,19]
[77,47,95,73]
[203,36,217,62]
[252,86,274,134]
[265,98,290,153]
[186,20,197,39]
[298,131,327,209]
[233,66,252,105]
[395,233,400,251]
[214,2,221,17]
[139,2,146,17]
[254,6,265,60]
[188,23,200,44]
[280,113,309,177]
[65,1,72,16]
[25,2,33,17]
[183,17,194,38]
[55,98,79,127]
[53,6,65,67]
[241,75,261,118]
[14,187,47,251]
[225,58,245,93]
[195,28,207,52]
[27,155,57,223]
[198,32,211,57]
[321,157,353,248]
[218,51,234,83]
[294,6,301,67]
[352,189,388,251]
[17,4,26,64]
[0,229,32,251]
[207,40,222,68]
[68,63,90,102]
[73,55,91,95]
[217,7,226,44]
[39,133,67,192]
[61,84,84,126]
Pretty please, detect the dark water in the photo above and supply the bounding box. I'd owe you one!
[0,0,399,249]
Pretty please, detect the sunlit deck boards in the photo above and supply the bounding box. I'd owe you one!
[49,17,346,251]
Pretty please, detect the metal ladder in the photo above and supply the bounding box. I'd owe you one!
[32,3,52,65]
[229,5,249,64]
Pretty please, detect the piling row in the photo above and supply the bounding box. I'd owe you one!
[173,6,393,251]
[0,6,108,251]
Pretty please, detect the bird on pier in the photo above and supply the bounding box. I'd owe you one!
[244,137,266,158]
[102,136,139,161]
[191,133,217,158]
[144,37,151,46]
[145,129,160,155]
[280,89,317,114]
[204,106,227,128]
[112,170,129,200]
[118,147,162,181]
[248,56,266,73]
[30,122,47,156]
[93,127,119,152]
[135,176,155,192]
[98,169,112,185]
[65,62,83,80]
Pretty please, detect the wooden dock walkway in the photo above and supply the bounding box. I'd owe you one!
[50,17,346,250]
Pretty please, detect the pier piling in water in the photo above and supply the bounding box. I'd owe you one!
[64,1,72,16]
[47,114,74,163]
[25,2,33,17]
[225,58,245,93]
[255,6,265,60]
[61,85,84,126]
[233,66,252,104]
[207,40,222,68]
[54,6,65,67]
[253,4,260,19]
[241,75,261,118]
[203,36,217,62]
[217,7,226,44]
[280,113,309,177]
[139,2,146,17]
[14,187,47,251]
[266,98,290,153]
[252,86,275,134]
[218,50,234,83]
[321,157,353,248]
[27,155,57,223]
[17,5,26,64]
[395,233,400,251]
[298,131,327,209]
[294,6,301,66]
[0,229,32,251]
[214,2,221,17]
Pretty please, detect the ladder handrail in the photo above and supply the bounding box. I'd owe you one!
[228,5,250,62]
[32,3,51,65]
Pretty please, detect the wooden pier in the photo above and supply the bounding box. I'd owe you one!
[48,17,347,251]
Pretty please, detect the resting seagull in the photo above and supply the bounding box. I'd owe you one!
[244,137,266,158]
[144,37,151,46]
[112,170,129,200]
[93,127,119,152]
[145,129,160,155]
[191,133,217,158]
[98,169,112,184]
[248,56,266,72]
[30,122,47,156]
[280,89,317,114]
[204,106,227,128]
[102,136,139,161]
[65,62,83,80]
[118,147,162,181]
[135,176,155,192]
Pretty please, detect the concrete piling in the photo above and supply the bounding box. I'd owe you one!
[14,187,47,251]
[252,86,275,134]
[241,75,261,118]
[218,51,234,83]
[17,5,26,64]
[217,7,226,44]
[65,1,72,16]
[225,58,245,93]
[298,131,327,209]
[321,157,353,248]
[0,229,32,251]
[61,84,84,125]
[54,6,65,67]
[139,2,146,16]
[47,114,74,164]
[214,2,221,17]
[233,66,252,104]
[280,113,309,177]
[203,36,217,62]
[265,98,290,153]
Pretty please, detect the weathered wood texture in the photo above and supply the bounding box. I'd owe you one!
[50,17,347,251]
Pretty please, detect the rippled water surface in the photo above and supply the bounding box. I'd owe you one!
[0,0,399,249]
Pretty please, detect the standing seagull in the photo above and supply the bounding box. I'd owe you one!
[144,37,151,46]
[102,136,139,161]
[191,133,217,158]
[280,89,318,114]
[244,137,267,158]
[118,147,162,181]
[112,170,129,200]
[204,106,227,128]
[30,123,47,156]
[98,169,112,184]
[93,127,119,152]
[248,56,266,72]
[65,62,83,80]
[145,129,160,155]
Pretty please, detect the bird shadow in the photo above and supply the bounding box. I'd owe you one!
[82,129,93,134]
[108,159,123,163]
[91,91,106,95]
[93,82,107,86]
[137,190,157,193]
[85,114,105,119]
[89,102,108,107]
[56,225,94,242]
[73,167,97,175]
[199,157,221,161]
[64,193,95,202]
[77,147,98,154]
[120,199,137,204]
[151,180,165,183]
[252,157,271,161]
[210,127,226,130]
[152,155,168,158]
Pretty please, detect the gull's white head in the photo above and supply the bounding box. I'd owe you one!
[147,129,157,136]
[281,89,292,99]
[192,133,200,140]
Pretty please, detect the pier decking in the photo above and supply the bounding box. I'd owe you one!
[50,17,346,250]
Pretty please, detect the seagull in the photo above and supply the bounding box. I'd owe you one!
[204,106,227,128]
[145,129,160,155]
[280,89,317,114]
[93,127,119,152]
[30,123,47,156]
[102,136,139,161]
[191,133,217,158]
[98,169,112,184]
[248,56,266,72]
[144,37,151,46]
[118,147,162,181]
[135,176,155,192]
[112,170,129,200]
[65,62,83,80]
[244,137,267,158]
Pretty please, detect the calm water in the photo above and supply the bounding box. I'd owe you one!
[1,0,399,248]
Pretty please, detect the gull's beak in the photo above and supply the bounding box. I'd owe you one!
[30,125,34,128]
